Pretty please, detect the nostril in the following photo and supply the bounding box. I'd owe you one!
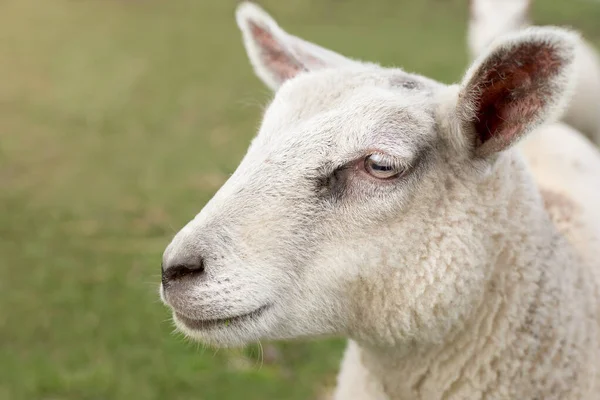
[162,259,205,285]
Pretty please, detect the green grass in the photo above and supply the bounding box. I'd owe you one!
[1,0,599,398]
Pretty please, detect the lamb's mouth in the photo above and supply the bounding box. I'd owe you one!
[175,305,270,330]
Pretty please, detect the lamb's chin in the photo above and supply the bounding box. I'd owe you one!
[172,312,273,348]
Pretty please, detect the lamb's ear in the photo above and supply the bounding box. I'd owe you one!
[235,2,356,90]
[456,27,578,158]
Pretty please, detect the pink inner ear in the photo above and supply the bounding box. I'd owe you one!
[470,42,563,150]
[249,21,305,82]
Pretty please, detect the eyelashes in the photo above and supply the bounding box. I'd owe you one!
[362,153,408,180]
[313,151,407,201]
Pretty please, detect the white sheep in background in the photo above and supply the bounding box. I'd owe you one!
[160,2,600,399]
[468,0,600,146]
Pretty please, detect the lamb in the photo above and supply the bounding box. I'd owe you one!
[468,0,600,146]
[159,3,600,399]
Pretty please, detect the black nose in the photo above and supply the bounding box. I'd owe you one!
[161,258,205,286]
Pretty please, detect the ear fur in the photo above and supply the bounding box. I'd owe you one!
[235,2,356,90]
[457,27,578,157]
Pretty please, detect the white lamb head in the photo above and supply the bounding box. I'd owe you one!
[160,2,578,348]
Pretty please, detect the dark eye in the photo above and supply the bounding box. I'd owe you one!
[363,153,405,180]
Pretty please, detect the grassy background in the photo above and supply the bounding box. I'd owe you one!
[1,0,599,399]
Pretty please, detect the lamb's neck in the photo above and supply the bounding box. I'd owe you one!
[354,184,598,399]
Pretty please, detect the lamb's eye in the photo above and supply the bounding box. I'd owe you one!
[363,153,404,180]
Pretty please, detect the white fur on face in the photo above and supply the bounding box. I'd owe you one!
[162,67,449,346]
[161,3,578,349]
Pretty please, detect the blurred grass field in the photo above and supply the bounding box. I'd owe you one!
[1,0,599,399]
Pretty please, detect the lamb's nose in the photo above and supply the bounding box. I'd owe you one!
[161,257,205,286]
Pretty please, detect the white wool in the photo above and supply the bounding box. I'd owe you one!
[161,3,600,399]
